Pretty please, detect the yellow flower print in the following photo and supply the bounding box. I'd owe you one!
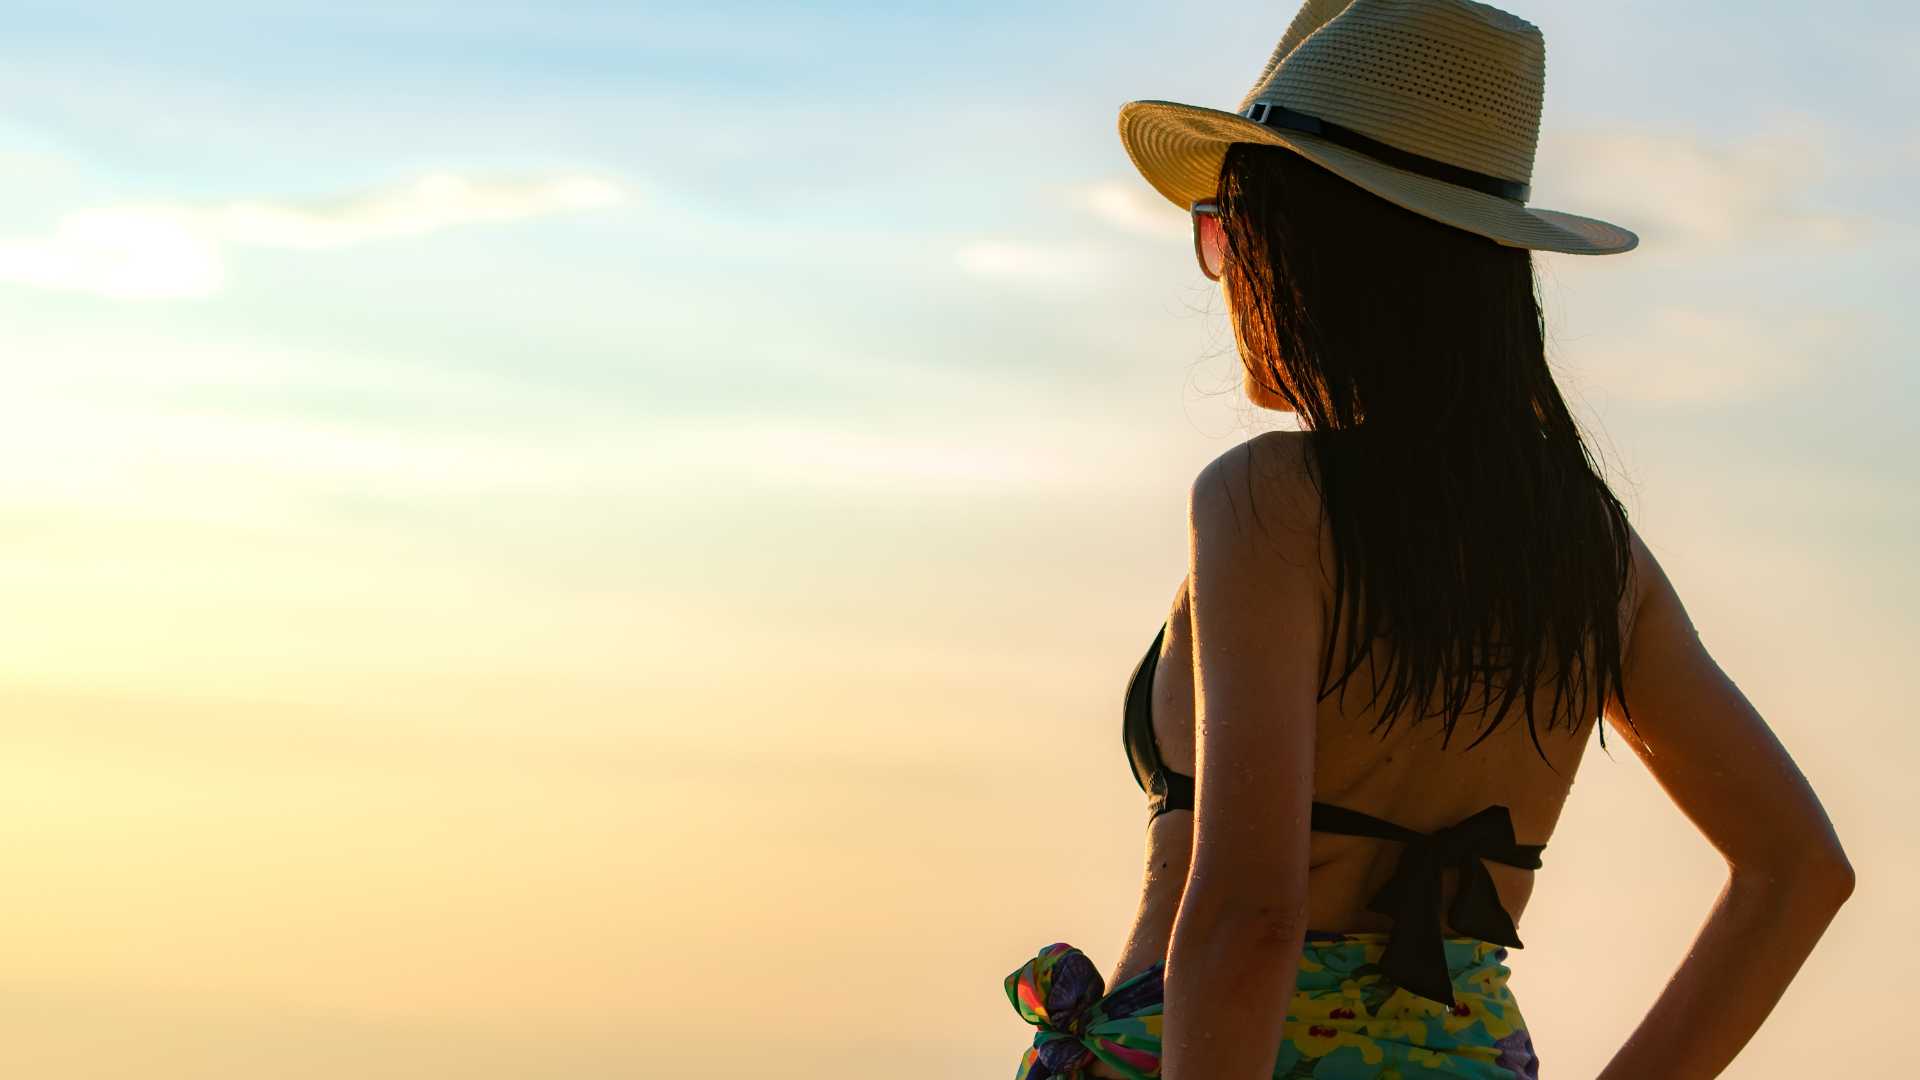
[1291,977,1371,1024]
[1289,1020,1387,1064]
[1395,993,1451,1023]
[1336,978,1371,1007]
[1439,993,1518,1040]
[1464,963,1509,996]
[1361,1012,1434,1047]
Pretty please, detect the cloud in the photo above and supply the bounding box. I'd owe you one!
[198,173,625,250]
[649,420,1082,492]
[1537,127,1874,252]
[635,414,1200,497]
[0,207,225,300]
[1069,180,1188,238]
[0,171,628,300]
[1555,306,1866,403]
[954,179,1192,285]
[953,240,1106,282]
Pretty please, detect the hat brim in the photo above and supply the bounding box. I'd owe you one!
[1117,100,1637,256]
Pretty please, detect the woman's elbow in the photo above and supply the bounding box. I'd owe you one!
[1808,847,1856,906]
[1738,844,1856,909]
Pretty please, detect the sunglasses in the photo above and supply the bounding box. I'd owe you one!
[1191,199,1226,281]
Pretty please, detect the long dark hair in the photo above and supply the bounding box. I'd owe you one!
[1215,142,1637,767]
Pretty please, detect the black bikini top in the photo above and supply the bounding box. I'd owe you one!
[1122,619,1545,1007]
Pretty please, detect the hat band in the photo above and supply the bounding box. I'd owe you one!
[1243,102,1531,204]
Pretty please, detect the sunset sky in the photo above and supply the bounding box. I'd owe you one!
[0,2,1913,1078]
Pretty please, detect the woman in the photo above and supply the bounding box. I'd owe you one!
[1003,1,1854,1077]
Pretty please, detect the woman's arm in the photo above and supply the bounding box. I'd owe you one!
[1161,435,1324,1080]
[1105,813,1193,993]
[1084,815,1193,1080]
[1594,526,1855,1079]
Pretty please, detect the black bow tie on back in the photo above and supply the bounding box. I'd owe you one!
[1312,802,1544,1008]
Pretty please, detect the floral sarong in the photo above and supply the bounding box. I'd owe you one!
[1005,931,1540,1079]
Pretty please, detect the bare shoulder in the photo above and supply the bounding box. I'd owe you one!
[1619,515,1656,655]
[1188,430,1324,560]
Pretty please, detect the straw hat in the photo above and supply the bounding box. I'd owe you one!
[1117,0,1637,255]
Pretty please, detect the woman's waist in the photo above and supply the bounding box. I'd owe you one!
[1008,939,1535,1079]
[1140,930,1521,1001]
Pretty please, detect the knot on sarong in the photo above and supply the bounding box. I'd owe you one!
[1004,943,1163,1079]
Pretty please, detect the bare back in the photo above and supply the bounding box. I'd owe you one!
[1146,556,1620,936]
[1106,453,1643,986]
